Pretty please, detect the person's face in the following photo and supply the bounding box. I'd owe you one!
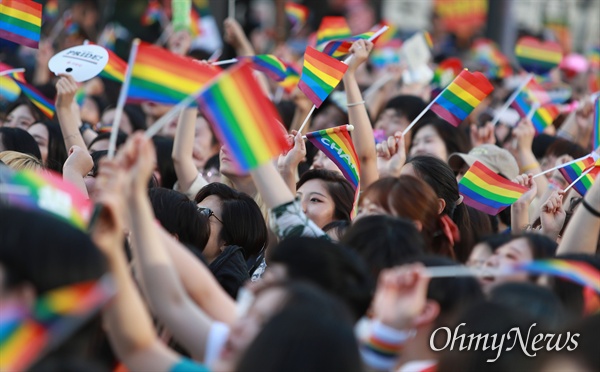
[193,116,219,170]
[482,238,532,289]
[355,196,389,221]
[101,109,133,134]
[81,97,100,125]
[219,146,248,178]
[219,287,287,364]
[197,195,225,263]
[297,179,336,229]
[3,105,35,130]
[311,150,342,175]
[27,123,49,164]
[311,106,345,132]
[409,125,448,161]
[375,108,410,137]
[467,243,493,269]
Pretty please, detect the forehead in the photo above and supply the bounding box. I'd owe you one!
[414,125,438,138]
[298,179,328,194]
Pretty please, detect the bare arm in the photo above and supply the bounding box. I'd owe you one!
[172,108,205,192]
[510,174,537,233]
[62,146,93,198]
[251,160,296,209]
[55,75,87,151]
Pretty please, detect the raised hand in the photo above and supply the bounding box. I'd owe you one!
[376,132,406,178]
[63,145,93,176]
[347,39,373,73]
[55,74,79,109]
[223,18,253,55]
[512,117,535,153]
[279,130,306,171]
[540,190,566,240]
[513,173,537,206]
[470,122,496,147]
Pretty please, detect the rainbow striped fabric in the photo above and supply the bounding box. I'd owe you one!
[0,0,42,48]
[517,259,600,293]
[510,92,560,134]
[432,57,462,88]
[43,0,59,23]
[278,64,300,93]
[285,2,309,31]
[0,279,114,371]
[4,169,93,230]
[141,0,163,26]
[459,161,528,215]
[239,55,288,82]
[305,125,360,190]
[588,46,600,71]
[99,48,127,82]
[128,42,220,104]
[0,75,21,101]
[320,30,378,58]
[559,155,600,196]
[9,72,55,119]
[434,0,487,38]
[298,46,348,108]
[515,36,563,75]
[189,7,201,36]
[470,38,513,79]
[430,70,494,127]
[196,61,289,172]
[372,20,397,47]
[593,97,599,150]
[316,16,351,48]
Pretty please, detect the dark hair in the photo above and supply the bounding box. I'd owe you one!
[267,237,373,320]
[204,153,220,171]
[410,115,470,157]
[237,282,361,372]
[490,282,565,330]
[5,98,43,124]
[342,215,425,278]
[276,100,296,131]
[359,177,397,215]
[0,127,42,159]
[148,188,210,251]
[0,205,106,295]
[123,105,147,132]
[476,233,513,252]
[195,183,268,259]
[151,136,177,189]
[389,176,455,259]
[511,233,557,259]
[296,169,355,222]
[381,95,427,122]
[407,155,487,262]
[539,136,587,161]
[32,121,68,173]
[88,131,128,151]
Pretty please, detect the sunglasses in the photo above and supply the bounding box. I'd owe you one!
[197,207,223,224]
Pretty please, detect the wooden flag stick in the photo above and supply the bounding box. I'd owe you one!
[228,0,235,19]
[107,39,140,159]
[297,105,316,133]
[144,87,207,139]
[211,58,238,66]
[564,166,595,193]
[401,86,445,136]
[490,73,534,126]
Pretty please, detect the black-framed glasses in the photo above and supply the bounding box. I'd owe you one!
[197,207,223,224]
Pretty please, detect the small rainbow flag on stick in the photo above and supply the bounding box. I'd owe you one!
[511,91,560,134]
[128,42,220,104]
[0,75,21,101]
[517,260,600,293]
[298,46,348,108]
[99,48,128,82]
[593,97,599,150]
[1,169,93,231]
[141,0,164,26]
[239,55,288,82]
[285,2,309,32]
[316,16,351,47]
[429,69,494,127]
[320,30,380,58]
[515,37,563,75]
[8,72,55,119]
[196,61,289,172]
[279,65,300,93]
[0,0,42,48]
[305,125,360,190]
[559,155,600,196]
[459,161,528,215]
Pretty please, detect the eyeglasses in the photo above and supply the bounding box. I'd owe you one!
[197,207,223,224]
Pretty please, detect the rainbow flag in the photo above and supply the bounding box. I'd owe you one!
[370,45,401,69]
[316,16,351,48]
[0,75,21,101]
[9,72,55,119]
[239,54,288,82]
[196,61,289,172]
[141,0,163,26]
[559,155,600,196]
[588,46,600,71]
[285,2,309,31]
[279,65,300,94]
[99,48,127,82]
[430,70,494,127]
[515,36,563,75]
[470,38,513,79]
[4,169,93,230]
[432,57,462,88]
[434,0,487,38]
[372,20,397,47]
[517,260,600,293]
[320,30,379,58]
[0,0,42,48]
[510,92,560,134]
[458,161,528,215]
[298,46,348,108]
[190,7,201,36]
[43,0,59,23]
[128,42,219,104]
[0,279,114,371]
[593,97,599,150]
[305,125,360,190]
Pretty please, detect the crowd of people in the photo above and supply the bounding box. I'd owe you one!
[1,0,600,371]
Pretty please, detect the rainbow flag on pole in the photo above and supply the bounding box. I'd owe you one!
[511,92,560,134]
[593,97,599,150]
[278,64,300,94]
[316,16,351,47]
[459,161,528,215]
[305,125,360,190]
[0,75,21,101]
[99,48,128,82]
[239,55,288,82]
[196,61,289,172]
[298,46,348,108]
[8,72,55,119]
[430,70,494,127]
[285,2,309,31]
[0,0,42,48]
[128,42,220,104]
[320,30,379,58]
[515,37,563,75]
[141,0,164,26]
[517,259,600,293]
[559,155,600,196]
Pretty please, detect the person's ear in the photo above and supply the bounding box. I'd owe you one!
[412,220,423,232]
[412,300,440,328]
[438,198,446,215]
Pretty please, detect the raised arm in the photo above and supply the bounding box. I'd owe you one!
[344,40,379,189]
[62,145,93,198]
[277,131,306,193]
[55,75,87,151]
[512,118,548,199]
[172,107,207,195]
[124,133,214,360]
[510,174,537,232]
